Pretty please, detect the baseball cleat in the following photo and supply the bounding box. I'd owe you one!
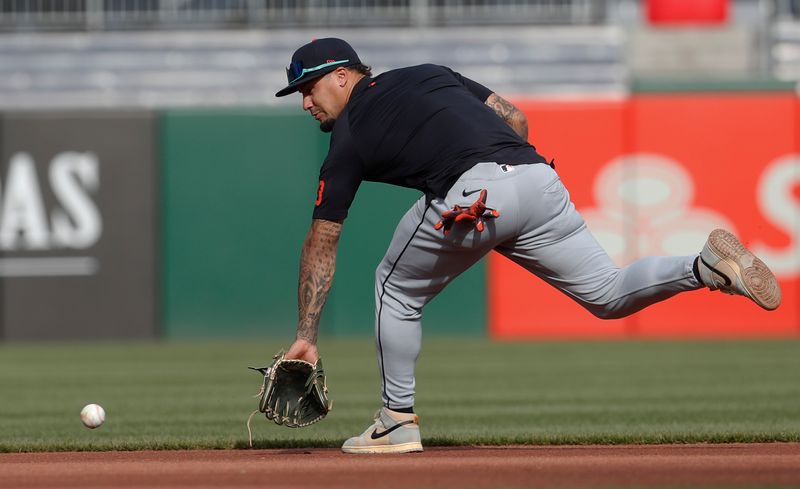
[341,407,423,454]
[698,229,781,311]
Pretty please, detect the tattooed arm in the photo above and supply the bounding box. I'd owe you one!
[285,218,343,363]
[485,93,528,141]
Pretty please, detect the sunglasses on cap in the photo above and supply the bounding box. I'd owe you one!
[286,59,351,85]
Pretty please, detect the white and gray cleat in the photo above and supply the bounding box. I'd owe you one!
[698,229,781,311]
[341,407,423,454]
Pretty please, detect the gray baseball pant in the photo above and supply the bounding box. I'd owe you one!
[374,162,702,409]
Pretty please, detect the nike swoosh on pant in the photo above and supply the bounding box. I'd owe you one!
[370,420,415,439]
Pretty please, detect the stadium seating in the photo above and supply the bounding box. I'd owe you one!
[0,27,626,109]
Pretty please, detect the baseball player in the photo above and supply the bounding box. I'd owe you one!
[277,38,781,454]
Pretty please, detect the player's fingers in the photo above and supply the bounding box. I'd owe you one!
[284,344,305,361]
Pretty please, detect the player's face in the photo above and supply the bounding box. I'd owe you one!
[299,70,348,133]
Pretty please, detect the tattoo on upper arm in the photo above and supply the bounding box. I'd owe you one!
[297,219,342,344]
[486,93,516,122]
[486,93,528,140]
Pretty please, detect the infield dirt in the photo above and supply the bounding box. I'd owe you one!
[2,443,799,488]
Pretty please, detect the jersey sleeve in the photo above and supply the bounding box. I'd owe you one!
[440,65,493,102]
[312,121,364,221]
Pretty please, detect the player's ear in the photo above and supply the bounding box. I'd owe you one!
[334,67,348,88]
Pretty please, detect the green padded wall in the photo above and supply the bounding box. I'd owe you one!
[161,108,485,339]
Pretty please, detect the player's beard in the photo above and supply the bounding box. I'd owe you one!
[319,118,336,133]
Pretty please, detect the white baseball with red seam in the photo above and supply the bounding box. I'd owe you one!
[80,404,105,429]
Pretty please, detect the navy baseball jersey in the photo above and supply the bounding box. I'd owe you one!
[313,64,548,221]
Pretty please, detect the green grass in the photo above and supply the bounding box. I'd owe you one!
[0,339,798,452]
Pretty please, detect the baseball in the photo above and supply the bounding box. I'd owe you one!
[80,403,106,429]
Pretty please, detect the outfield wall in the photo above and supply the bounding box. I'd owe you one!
[0,111,158,340]
[493,91,800,339]
[159,108,486,339]
[0,87,797,340]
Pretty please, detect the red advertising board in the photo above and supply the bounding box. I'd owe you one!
[647,0,728,24]
[490,94,799,339]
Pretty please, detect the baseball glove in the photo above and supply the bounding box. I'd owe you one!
[246,350,332,446]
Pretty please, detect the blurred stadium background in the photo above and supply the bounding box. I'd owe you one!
[0,0,798,342]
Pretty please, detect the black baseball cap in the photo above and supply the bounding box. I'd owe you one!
[275,38,362,97]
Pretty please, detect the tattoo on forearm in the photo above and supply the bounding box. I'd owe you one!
[297,219,342,344]
[486,93,528,140]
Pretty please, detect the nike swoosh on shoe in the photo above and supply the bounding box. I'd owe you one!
[370,420,415,439]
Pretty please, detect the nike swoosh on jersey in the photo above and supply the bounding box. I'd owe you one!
[370,420,415,439]
[462,188,482,197]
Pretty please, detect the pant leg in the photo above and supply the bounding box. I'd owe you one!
[374,164,523,409]
[374,162,703,411]
[496,164,702,319]
[374,197,488,409]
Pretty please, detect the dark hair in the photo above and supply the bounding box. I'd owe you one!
[349,63,372,77]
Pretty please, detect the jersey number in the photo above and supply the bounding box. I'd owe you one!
[315,180,325,206]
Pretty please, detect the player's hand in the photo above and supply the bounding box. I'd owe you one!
[285,338,320,364]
